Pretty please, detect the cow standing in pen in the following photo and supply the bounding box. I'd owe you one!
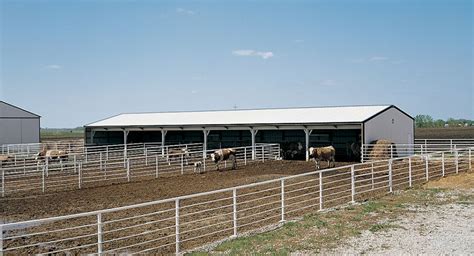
[35,148,68,163]
[308,146,336,170]
[210,148,237,171]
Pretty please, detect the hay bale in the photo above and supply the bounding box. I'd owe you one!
[368,139,397,160]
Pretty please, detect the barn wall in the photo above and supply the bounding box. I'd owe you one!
[0,118,40,145]
[364,107,414,145]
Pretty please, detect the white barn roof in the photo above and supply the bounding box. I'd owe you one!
[86,105,395,128]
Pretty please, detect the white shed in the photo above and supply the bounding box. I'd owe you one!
[0,101,40,146]
[85,105,414,161]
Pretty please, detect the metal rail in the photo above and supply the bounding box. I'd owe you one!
[1,146,471,255]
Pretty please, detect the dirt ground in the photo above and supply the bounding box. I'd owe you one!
[0,160,353,222]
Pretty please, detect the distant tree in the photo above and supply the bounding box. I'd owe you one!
[415,115,434,128]
[415,115,473,128]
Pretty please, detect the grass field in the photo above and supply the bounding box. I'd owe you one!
[40,127,84,141]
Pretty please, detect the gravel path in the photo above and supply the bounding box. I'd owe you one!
[322,201,474,255]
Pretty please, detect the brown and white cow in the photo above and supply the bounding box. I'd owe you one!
[308,146,336,170]
[167,148,190,165]
[35,148,68,163]
[210,148,237,171]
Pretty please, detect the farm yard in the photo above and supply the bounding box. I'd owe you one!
[0,145,471,255]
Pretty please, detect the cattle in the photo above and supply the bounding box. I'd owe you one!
[308,146,336,170]
[167,148,190,165]
[193,161,203,173]
[210,148,237,171]
[0,154,13,167]
[35,149,68,163]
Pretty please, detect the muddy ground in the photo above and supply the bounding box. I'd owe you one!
[0,160,353,221]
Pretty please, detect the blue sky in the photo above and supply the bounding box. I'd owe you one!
[1,0,472,128]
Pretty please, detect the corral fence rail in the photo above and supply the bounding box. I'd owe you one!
[361,139,474,162]
[0,143,280,197]
[1,146,471,255]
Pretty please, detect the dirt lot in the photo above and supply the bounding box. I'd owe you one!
[0,160,353,221]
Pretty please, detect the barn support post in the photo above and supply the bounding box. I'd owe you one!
[97,213,103,255]
[250,129,258,160]
[123,130,129,162]
[232,188,238,237]
[280,179,285,222]
[408,157,412,187]
[175,198,180,255]
[161,130,167,157]
[388,159,393,193]
[351,165,355,202]
[304,129,313,161]
[203,130,210,160]
[442,152,445,177]
[90,130,96,145]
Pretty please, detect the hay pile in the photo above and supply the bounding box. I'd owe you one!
[368,139,397,160]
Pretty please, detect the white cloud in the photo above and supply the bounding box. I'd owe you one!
[176,8,195,15]
[44,64,62,69]
[232,49,274,59]
[320,79,336,86]
[369,56,389,61]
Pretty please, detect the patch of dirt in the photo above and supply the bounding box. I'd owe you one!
[0,160,354,221]
[424,172,474,190]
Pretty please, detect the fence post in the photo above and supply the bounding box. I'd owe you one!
[106,146,109,161]
[155,155,159,178]
[425,155,429,181]
[350,165,355,203]
[181,155,184,175]
[450,139,453,151]
[42,165,45,193]
[45,158,49,177]
[0,224,3,256]
[280,179,285,222]
[469,148,472,171]
[442,152,445,177]
[244,147,247,165]
[371,162,374,189]
[74,155,77,173]
[175,198,180,255]
[78,162,82,189]
[408,157,412,187]
[232,188,237,237]
[145,148,148,166]
[390,145,393,159]
[262,145,265,163]
[97,213,103,255]
[127,159,130,182]
[100,152,103,170]
[319,171,323,211]
[85,148,88,163]
[388,159,393,193]
[1,169,4,197]
[455,149,459,174]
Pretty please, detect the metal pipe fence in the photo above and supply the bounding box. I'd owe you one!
[1,146,471,255]
[361,141,474,162]
[0,144,280,197]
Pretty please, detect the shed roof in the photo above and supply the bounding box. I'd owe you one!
[86,105,395,128]
[0,101,40,118]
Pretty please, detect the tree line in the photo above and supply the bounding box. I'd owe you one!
[415,115,473,128]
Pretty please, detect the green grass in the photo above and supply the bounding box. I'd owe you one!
[40,127,84,140]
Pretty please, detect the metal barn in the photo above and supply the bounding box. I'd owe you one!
[0,101,40,145]
[84,105,414,161]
